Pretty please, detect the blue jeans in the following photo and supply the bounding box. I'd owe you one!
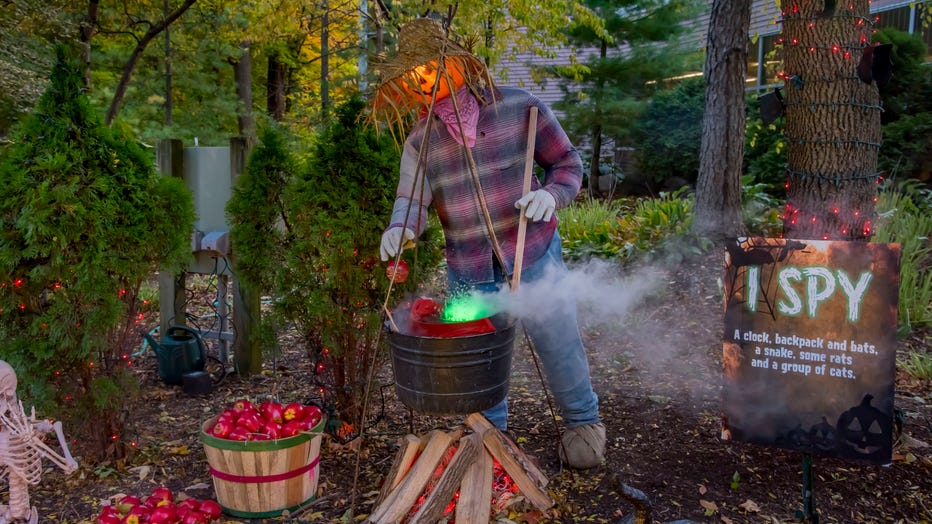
[446,232,600,430]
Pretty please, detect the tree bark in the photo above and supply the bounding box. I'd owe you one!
[693,0,751,241]
[267,51,288,121]
[320,0,329,116]
[104,0,197,125]
[781,0,880,240]
[80,0,100,90]
[232,40,255,138]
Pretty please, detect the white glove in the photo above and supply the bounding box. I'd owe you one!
[380,227,415,261]
[514,189,556,222]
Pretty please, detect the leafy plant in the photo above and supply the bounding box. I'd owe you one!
[873,180,932,332]
[0,47,194,460]
[558,197,629,261]
[899,351,932,381]
[617,188,712,264]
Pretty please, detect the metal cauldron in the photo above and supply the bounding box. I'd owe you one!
[386,314,515,415]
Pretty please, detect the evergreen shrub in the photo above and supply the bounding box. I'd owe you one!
[227,99,442,428]
[0,48,194,460]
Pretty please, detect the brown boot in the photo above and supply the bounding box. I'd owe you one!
[559,422,606,469]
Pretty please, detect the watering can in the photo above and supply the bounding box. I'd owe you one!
[143,325,207,386]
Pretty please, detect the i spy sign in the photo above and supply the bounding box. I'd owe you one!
[721,238,900,464]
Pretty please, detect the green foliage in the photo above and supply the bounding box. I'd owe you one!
[878,112,932,182]
[899,351,932,381]
[0,47,194,460]
[617,188,712,263]
[559,198,631,260]
[631,76,705,188]
[873,180,932,332]
[740,175,784,237]
[559,189,712,264]
[744,94,787,196]
[227,98,443,422]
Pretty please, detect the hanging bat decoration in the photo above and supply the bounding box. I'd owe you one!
[759,87,785,125]
[857,43,893,87]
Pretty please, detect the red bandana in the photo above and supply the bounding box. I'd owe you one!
[432,88,479,148]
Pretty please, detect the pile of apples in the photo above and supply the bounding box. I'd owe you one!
[205,398,324,441]
[94,487,222,523]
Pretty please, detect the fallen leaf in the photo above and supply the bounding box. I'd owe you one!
[739,499,761,512]
[698,484,707,495]
[167,445,190,456]
[700,499,718,516]
[129,465,151,481]
[720,516,734,524]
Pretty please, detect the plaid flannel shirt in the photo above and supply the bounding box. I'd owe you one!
[389,87,582,283]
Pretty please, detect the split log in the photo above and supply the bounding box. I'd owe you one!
[409,432,480,523]
[374,434,423,509]
[366,429,455,524]
[455,433,493,523]
[465,413,553,510]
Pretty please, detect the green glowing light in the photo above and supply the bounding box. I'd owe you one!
[441,295,491,322]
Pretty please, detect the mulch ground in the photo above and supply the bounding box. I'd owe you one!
[26,251,932,523]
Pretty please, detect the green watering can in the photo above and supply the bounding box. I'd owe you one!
[143,325,207,386]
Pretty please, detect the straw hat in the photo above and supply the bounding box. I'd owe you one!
[368,18,496,138]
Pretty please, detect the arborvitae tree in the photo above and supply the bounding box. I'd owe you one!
[0,47,194,460]
[228,98,442,429]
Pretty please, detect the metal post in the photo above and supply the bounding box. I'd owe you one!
[795,453,819,523]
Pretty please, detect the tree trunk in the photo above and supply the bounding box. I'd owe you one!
[320,0,329,116]
[267,51,288,121]
[80,0,99,90]
[588,38,609,199]
[104,0,197,125]
[232,40,255,138]
[694,0,751,241]
[781,0,881,240]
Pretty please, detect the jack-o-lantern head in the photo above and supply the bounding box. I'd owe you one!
[404,57,466,104]
[369,18,496,137]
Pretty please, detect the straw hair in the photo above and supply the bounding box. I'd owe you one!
[368,18,497,141]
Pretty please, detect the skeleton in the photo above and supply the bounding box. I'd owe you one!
[0,360,78,524]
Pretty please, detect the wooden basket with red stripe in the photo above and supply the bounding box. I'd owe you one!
[199,415,325,518]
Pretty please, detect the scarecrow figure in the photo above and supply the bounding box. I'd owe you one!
[0,360,78,524]
[371,17,605,469]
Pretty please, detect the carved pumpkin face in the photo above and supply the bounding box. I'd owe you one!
[405,58,466,104]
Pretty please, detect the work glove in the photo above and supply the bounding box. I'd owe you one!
[380,227,416,261]
[515,189,556,222]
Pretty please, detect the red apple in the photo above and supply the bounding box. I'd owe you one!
[96,506,122,524]
[218,409,237,424]
[263,421,282,439]
[236,411,262,432]
[148,505,178,523]
[115,495,142,514]
[198,500,222,521]
[96,513,122,524]
[228,426,249,441]
[283,402,305,422]
[232,398,256,415]
[249,432,270,441]
[149,487,173,503]
[123,505,151,524]
[304,405,323,427]
[386,260,409,283]
[211,418,233,438]
[260,401,285,423]
[182,510,208,524]
[281,420,302,437]
[176,498,201,512]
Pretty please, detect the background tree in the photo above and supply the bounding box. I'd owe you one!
[781,0,881,240]
[549,0,703,196]
[693,0,751,240]
[0,48,194,460]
